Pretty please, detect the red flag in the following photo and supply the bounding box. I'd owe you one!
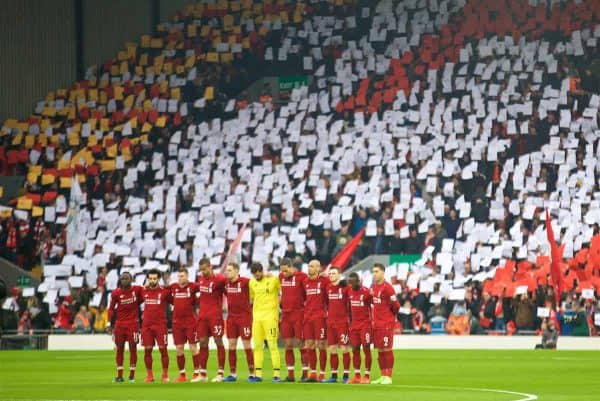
[328,228,366,271]
[220,223,247,274]
[545,209,565,308]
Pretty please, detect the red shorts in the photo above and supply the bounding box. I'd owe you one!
[226,318,252,340]
[280,311,304,339]
[113,325,139,345]
[172,325,197,345]
[303,318,326,341]
[197,316,224,338]
[141,325,168,347]
[327,322,349,346]
[373,325,394,349]
[349,325,372,347]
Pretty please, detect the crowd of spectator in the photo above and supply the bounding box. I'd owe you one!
[1,0,600,338]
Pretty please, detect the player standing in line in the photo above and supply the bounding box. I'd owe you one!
[170,267,201,383]
[223,262,255,382]
[323,266,351,383]
[141,269,170,383]
[278,258,308,382]
[108,272,143,383]
[370,263,400,385]
[346,272,373,384]
[248,262,282,382]
[195,258,227,382]
[303,259,329,382]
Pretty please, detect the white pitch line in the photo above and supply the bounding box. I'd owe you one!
[1,385,539,401]
[389,384,538,401]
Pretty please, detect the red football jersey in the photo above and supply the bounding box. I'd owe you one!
[348,286,372,329]
[196,273,226,319]
[225,276,252,320]
[279,271,307,313]
[109,286,143,327]
[170,282,198,327]
[326,282,349,324]
[371,281,400,329]
[303,275,329,320]
[141,286,169,327]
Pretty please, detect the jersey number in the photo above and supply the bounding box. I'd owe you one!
[243,327,251,337]
[214,325,223,336]
[319,328,325,339]
[383,336,389,347]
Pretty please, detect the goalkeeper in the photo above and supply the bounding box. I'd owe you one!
[248,262,282,382]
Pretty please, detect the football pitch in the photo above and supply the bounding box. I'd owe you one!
[0,349,597,401]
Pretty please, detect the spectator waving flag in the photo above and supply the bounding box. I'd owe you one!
[66,176,85,254]
[328,228,365,271]
[545,209,565,309]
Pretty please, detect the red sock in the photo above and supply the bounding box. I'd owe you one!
[364,346,372,375]
[377,351,384,374]
[116,346,125,378]
[129,342,137,379]
[192,353,200,371]
[217,345,225,374]
[199,346,209,371]
[352,348,361,370]
[245,348,254,375]
[309,349,317,371]
[342,352,350,375]
[285,349,295,377]
[144,348,153,373]
[381,351,390,377]
[385,350,394,376]
[177,354,185,373]
[319,349,327,373]
[330,353,339,376]
[158,347,169,375]
[301,348,309,378]
[229,349,237,375]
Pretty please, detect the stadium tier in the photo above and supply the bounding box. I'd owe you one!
[1,0,600,341]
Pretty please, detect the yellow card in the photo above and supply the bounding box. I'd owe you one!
[17,197,33,210]
[100,160,116,172]
[68,132,79,146]
[156,116,167,127]
[106,144,117,158]
[206,52,219,63]
[60,177,72,188]
[41,174,55,185]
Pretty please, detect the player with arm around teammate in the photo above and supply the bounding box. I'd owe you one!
[278,257,308,382]
[141,268,170,383]
[223,262,255,382]
[169,267,201,383]
[108,272,143,383]
[346,272,373,384]
[195,258,228,382]
[323,266,351,383]
[370,263,400,385]
[303,259,329,382]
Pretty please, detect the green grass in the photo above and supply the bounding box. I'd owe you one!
[0,349,598,400]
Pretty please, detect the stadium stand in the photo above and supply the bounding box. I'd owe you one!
[1,0,600,338]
